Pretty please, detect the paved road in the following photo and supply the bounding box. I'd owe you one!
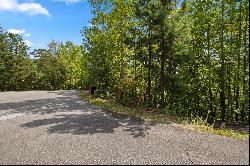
[0,91,249,165]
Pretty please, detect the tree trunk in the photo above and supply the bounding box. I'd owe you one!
[160,31,166,108]
[207,23,213,120]
[241,1,248,122]
[235,0,242,122]
[228,5,235,121]
[146,21,152,108]
[220,1,226,122]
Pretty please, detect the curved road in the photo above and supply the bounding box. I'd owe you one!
[0,91,249,165]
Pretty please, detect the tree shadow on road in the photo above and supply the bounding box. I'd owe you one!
[0,91,97,115]
[0,91,153,138]
[20,111,151,138]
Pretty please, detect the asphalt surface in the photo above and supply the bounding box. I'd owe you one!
[0,90,249,165]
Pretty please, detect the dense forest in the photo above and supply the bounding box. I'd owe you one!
[0,0,249,124]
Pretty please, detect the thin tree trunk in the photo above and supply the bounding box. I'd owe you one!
[133,31,137,103]
[241,1,248,122]
[228,5,235,121]
[146,20,152,108]
[160,31,166,108]
[120,36,125,101]
[235,0,242,122]
[207,23,213,120]
[220,0,226,122]
[159,0,172,108]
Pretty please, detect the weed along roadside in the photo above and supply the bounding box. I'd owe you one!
[81,91,249,141]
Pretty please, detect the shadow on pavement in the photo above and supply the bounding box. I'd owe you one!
[20,112,151,137]
[0,91,155,138]
[0,91,96,115]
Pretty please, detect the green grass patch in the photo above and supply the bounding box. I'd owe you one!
[182,123,249,141]
[80,91,177,124]
[80,91,249,141]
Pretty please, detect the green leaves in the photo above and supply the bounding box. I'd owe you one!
[0,0,248,123]
[0,26,33,91]
[82,0,249,123]
[31,41,85,90]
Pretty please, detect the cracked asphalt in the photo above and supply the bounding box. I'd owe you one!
[0,90,249,165]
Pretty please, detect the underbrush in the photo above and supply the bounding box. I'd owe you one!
[81,91,249,141]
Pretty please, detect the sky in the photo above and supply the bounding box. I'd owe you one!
[0,0,93,51]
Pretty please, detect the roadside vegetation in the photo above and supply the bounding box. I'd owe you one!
[1,0,249,139]
[81,91,249,141]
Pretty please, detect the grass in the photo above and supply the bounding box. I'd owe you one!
[80,91,249,141]
[182,123,249,141]
[80,91,177,123]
